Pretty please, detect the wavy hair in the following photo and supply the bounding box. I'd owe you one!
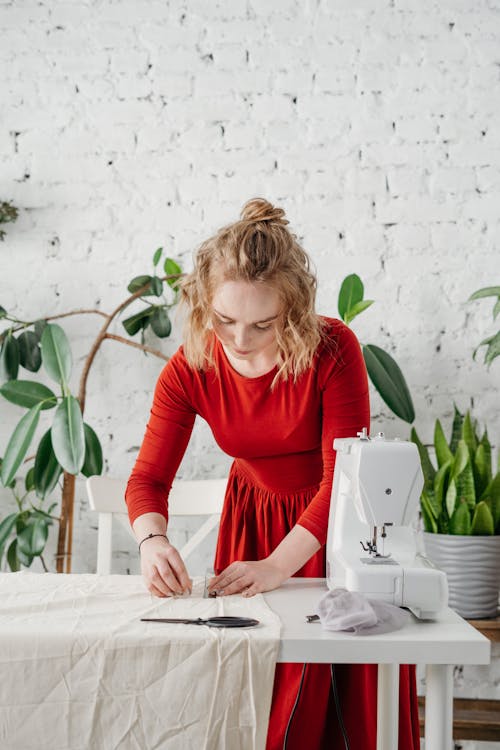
[180,198,329,385]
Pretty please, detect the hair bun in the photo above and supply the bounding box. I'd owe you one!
[240,197,289,226]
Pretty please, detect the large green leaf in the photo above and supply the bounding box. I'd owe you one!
[462,411,477,458]
[338,274,364,322]
[150,307,172,338]
[152,247,163,267]
[471,501,495,535]
[122,307,154,336]
[127,275,156,296]
[41,324,72,384]
[468,286,500,301]
[362,344,415,423]
[0,380,57,410]
[410,427,436,491]
[18,330,42,372]
[420,490,438,532]
[344,299,374,325]
[81,423,103,477]
[449,500,471,534]
[0,403,43,487]
[0,332,19,382]
[7,539,20,571]
[434,419,453,468]
[17,518,49,557]
[449,404,463,453]
[34,429,63,498]
[163,258,182,289]
[0,512,18,555]
[51,396,85,474]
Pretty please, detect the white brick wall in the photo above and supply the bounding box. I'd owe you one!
[1,3,499,744]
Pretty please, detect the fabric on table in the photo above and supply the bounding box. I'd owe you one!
[316,588,411,635]
[126,317,421,750]
[0,572,280,750]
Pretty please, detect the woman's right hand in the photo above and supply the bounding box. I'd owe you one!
[140,536,192,597]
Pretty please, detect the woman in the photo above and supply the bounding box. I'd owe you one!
[126,198,420,750]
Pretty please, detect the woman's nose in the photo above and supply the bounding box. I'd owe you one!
[233,326,251,348]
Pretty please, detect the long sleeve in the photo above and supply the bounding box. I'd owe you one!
[125,349,197,525]
[296,325,370,545]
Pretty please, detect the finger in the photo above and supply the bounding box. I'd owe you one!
[210,563,244,592]
[166,549,192,593]
[151,565,182,596]
[148,581,171,598]
[242,583,259,598]
[219,574,252,596]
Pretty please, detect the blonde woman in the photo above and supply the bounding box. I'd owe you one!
[126,199,419,749]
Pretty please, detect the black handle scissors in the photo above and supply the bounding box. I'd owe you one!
[141,616,259,628]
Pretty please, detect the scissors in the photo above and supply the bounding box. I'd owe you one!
[141,616,259,628]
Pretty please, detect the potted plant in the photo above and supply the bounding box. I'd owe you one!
[412,407,500,618]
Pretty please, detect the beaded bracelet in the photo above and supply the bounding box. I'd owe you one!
[138,533,168,552]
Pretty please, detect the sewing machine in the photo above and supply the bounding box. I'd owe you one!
[326,429,448,619]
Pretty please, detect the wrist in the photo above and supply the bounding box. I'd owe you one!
[138,532,169,553]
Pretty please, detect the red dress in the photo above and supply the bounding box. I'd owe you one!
[126,318,420,750]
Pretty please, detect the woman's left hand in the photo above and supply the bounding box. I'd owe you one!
[208,559,287,598]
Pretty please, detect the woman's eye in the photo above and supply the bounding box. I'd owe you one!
[255,324,272,331]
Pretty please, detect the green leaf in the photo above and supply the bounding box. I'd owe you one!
[122,307,154,336]
[434,419,453,468]
[434,459,452,513]
[34,320,47,339]
[468,286,500,301]
[41,324,72,385]
[7,539,20,571]
[0,306,6,319]
[16,542,33,568]
[0,403,43,487]
[362,344,415,423]
[445,478,458,518]
[471,500,495,535]
[81,423,103,477]
[344,299,374,326]
[51,396,85,475]
[0,332,20,382]
[338,274,364,323]
[25,466,35,492]
[420,490,438,532]
[410,427,436,491]
[451,439,469,480]
[163,258,182,289]
[150,276,163,297]
[150,307,172,338]
[493,299,500,320]
[474,443,490,498]
[152,247,163,267]
[462,411,477,459]
[456,457,476,510]
[0,380,57,410]
[449,500,471,535]
[0,512,18,552]
[481,471,500,529]
[18,330,42,372]
[17,518,48,557]
[34,429,62,499]
[449,404,463,453]
[127,275,154,295]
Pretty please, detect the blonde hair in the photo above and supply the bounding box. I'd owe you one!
[180,198,328,384]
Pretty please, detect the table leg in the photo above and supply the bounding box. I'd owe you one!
[424,664,453,750]
[377,663,399,750]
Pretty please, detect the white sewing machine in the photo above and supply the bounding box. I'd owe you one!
[326,429,448,619]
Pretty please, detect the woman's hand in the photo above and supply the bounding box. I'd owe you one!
[140,536,192,597]
[208,559,287,598]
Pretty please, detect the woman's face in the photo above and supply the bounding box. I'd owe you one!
[211,279,282,361]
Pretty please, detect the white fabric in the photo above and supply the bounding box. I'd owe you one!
[0,573,280,750]
[316,587,410,635]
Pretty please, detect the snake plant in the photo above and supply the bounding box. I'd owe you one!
[411,406,500,535]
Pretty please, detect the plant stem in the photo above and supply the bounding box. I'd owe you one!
[104,333,169,360]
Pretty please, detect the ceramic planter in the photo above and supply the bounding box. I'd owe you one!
[423,532,500,619]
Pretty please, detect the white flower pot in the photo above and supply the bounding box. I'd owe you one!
[423,532,500,619]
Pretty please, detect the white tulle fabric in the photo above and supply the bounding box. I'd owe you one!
[316,588,410,635]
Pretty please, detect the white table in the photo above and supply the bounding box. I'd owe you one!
[0,574,490,750]
[264,578,491,750]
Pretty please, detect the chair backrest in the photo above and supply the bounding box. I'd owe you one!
[86,475,226,575]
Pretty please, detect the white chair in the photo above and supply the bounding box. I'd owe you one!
[86,475,226,575]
